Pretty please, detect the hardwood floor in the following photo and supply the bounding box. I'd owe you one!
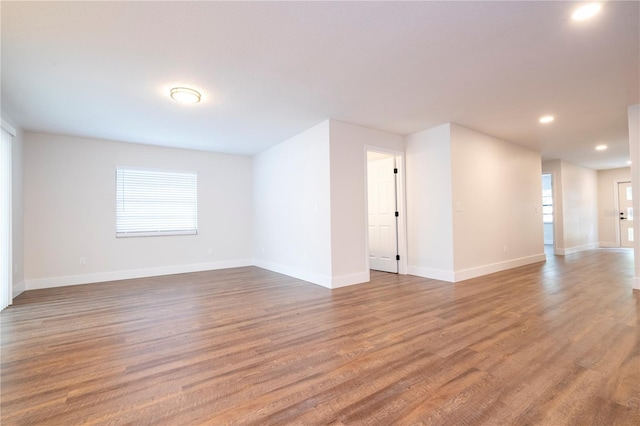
[1,249,639,425]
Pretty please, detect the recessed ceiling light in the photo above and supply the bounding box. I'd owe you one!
[627,161,632,165]
[595,144,607,151]
[572,3,602,21]
[539,115,554,124]
[170,87,201,104]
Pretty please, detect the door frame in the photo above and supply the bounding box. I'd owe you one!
[614,180,632,247]
[364,146,407,275]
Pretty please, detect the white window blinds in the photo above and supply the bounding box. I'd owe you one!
[116,167,197,237]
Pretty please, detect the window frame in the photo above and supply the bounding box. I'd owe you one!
[115,166,198,238]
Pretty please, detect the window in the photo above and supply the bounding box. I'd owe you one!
[116,167,197,237]
[542,191,553,223]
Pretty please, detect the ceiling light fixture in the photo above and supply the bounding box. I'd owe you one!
[170,87,201,104]
[595,144,607,151]
[539,115,555,124]
[627,161,632,165]
[572,3,602,21]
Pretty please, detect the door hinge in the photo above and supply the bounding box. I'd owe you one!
[395,211,399,217]
[396,255,400,261]
[393,168,398,174]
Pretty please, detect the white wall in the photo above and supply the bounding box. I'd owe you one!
[405,124,455,281]
[597,167,631,248]
[450,124,544,280]
[329,120,404,287]
[252,119,404,289]
[543,159,599,255]
[628,104,640,290]
[24,132,253,289]
[252,121,333,287]
[406,123,544,282]
[557,161,599,254]
[16,117,614,292]
[2,115,25,296]
[11,124,24,294]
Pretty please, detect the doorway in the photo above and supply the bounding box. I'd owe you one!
[618,181,633,248]
[367,151,399,273]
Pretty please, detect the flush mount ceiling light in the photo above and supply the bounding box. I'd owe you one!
[170,87,201,104]
[572,3,602,21]
[595,144,607,151]
[539,115,555,124]
[627,161,633,165]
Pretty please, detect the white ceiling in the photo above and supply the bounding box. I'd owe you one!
[2,1,638,169]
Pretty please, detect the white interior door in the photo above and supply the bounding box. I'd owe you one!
[367,154,398,273]
[618,181,633,248]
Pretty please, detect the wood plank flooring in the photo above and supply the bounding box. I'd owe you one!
[1,249,639,425]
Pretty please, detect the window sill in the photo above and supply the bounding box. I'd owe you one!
[116,230,197,238]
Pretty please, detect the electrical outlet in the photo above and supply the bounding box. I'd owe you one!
[503,245,507,253]
[80,257,86,266]
[207,248,213,256]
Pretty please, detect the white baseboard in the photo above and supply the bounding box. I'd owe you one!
[453,253,547,282]
[633,277,640,291]
[331,271,370,288]
[25,259,253,290]
[599,242,620,248]
[407,265,455,282]
[245,260,369,289]
[23,259,370,292]
[13,281,26,297]
[253,259,332,289]
[556,243,599,256]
